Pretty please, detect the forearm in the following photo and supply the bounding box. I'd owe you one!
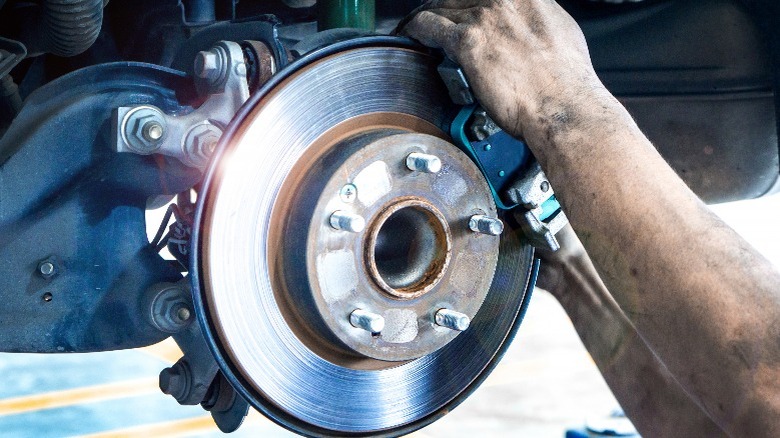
[399,1,780,432]
[547,254,725,437]
[527,93,780,435]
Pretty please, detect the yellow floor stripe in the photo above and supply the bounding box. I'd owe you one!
[139,338,183,364]
[79,410,276,438]
[78,415,218,438]
[0,377,160,417]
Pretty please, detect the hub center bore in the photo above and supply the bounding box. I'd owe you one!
[366,198,451,300]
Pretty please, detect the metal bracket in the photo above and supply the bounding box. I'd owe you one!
[437,58,474,106]
[114,41,250,169]
[0,37,26,77]
[506,163,569,251]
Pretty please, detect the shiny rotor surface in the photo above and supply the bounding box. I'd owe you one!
[199,44,535,434]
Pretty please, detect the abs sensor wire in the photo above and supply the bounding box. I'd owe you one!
[150,202,185,253]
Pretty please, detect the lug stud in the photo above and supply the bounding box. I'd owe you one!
[434,309,471,331]
[329,211,366,233]
[350,309,385,334]
[406,152,442,174]
[469,214,504,236]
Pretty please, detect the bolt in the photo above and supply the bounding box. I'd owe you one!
[339,184,357,203]
[123,106,166,154]
[435,308,471,331]
[183,123,222,167]
[39,262,54,277]
[159,361,190,402]
[349,309,385,334]
[329,211,366,233]
[469,214,504,236]
[540,181,550,193]
[149,285,193,333]
[175,306,191,322]
[142,120,164,142]
[37,259,58,279]
[406,152,442,174]
[194,50,222,82]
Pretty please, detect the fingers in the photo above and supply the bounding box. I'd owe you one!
[398,9,457,52]
[428,7,476,23]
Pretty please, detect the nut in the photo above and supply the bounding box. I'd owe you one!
[123,106,167,154]
[149,285,193,333]
[183,123,222,168]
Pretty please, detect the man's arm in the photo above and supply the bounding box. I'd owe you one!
[402,1,780,435]
[536,225,725,437]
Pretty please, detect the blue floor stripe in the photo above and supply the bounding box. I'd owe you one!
[0,350,169,399]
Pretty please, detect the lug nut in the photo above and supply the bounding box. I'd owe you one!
[435,309,471,331]
[329,211,365,233]
[469,214,504,236]
[406,152,442,174]
[349,309,385,334]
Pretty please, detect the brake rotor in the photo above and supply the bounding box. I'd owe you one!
[192,37,537,436]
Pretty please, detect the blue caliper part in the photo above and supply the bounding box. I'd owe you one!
[448,105,562,218]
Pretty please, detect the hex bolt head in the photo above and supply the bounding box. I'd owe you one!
[183,122,223,168]
[194,50,222,82]
[329,210,366,233]
[435,308,471,331]
[406,152,442,174]
[469,214,504,236]
[159,361,190,403]
[349,309,385,334]
[149,285,193,334]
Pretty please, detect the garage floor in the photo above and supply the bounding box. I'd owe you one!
[0,196,776,437]
[0,290,615,438]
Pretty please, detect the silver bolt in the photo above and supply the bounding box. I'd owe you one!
[469,214,504,236]
[406,152,442,174]
[39,262,55,277]
[329,211,366,233]
[339,184,357,203]
[435,309,471,331]
[142,121,164,142]
[194,50,222,83]
[350,309,385,334]
[123,106,167,154]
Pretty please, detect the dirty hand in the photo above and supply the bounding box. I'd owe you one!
[399,0,610,146]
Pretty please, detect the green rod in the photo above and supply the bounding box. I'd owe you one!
[318,0,376,31]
